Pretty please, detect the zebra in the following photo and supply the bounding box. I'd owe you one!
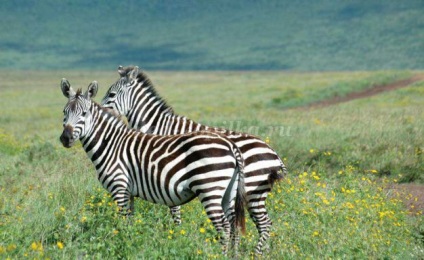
[101,66,288,254]
[59,79,247,253]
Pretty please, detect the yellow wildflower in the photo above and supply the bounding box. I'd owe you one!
[344,202,355,209]
[30,242,43,252]
[199,227,206,234]
[57,242,64,250]
[7,244,16,252]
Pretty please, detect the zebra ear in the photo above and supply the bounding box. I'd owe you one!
[128,66,140,82]
[85,81,98,99]
[61,78,76,98]
[117,65,126,77]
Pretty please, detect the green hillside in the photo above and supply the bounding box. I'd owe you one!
[0,0,423,70]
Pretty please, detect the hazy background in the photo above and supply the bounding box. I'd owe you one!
[1,0,423,71]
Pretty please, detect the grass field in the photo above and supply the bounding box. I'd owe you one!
[1,70,423,258]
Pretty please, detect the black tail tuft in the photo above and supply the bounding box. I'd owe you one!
[268,163,288,188]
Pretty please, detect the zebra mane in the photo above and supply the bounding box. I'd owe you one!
[75,88,83,97]
[68,88,84,110]
[135,69,175,115]
[93,100,128,126]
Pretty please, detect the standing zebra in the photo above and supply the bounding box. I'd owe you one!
[101,66,288,254]
[59,79,247,253]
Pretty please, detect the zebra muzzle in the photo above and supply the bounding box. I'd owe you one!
[60,125,75,148]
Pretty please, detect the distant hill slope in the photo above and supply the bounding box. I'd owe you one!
[0,0,423,70]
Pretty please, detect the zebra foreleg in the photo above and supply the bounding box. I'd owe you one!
[128,196,135,216]
[112,190,134,218]
[169,206,182,225]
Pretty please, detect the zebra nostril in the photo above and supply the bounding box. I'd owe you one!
[60,131,69,146]
[60,125,74,147]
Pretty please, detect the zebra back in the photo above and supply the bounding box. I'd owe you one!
[101,66,286,178]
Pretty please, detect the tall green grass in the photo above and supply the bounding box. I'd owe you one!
[0,70,423,258]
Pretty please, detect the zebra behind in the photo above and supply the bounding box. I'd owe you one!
[59,79,246,253]
[101,66,288,254]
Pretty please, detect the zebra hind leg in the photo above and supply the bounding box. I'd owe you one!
[250,211,272,255]
[169,206,182,225]
[247,191,273,255]
[225,202,241,255]
[200,201,231,254]
[219,216,231,254]
[229,222,240,255]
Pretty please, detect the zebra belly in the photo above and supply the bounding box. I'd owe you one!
[133,183,196,207]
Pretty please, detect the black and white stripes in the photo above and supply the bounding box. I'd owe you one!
[59,79,246,253]
[101,66,287,254]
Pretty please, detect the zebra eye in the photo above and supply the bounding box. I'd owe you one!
[82,111,87,117]
[109,92,116,98]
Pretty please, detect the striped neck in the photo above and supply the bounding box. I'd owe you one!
[127,100,206,135]
[126,92,173,133]
[82,102,132,160]
[125,80,204,135]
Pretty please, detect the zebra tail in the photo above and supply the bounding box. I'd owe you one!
[268,159,288,188]
[233,145,247,235]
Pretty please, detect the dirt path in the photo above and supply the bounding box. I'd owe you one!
[388,183,424,215]
[304,74,424,109]
[301,74,424,214]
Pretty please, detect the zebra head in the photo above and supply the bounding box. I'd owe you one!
[101,65,140,116]
[60,79,98,148]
